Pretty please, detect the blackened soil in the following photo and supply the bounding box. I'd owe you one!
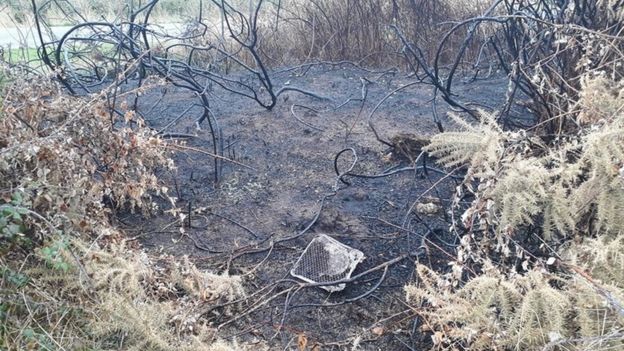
[118,66,530,350]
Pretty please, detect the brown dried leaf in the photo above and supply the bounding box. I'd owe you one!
[371,326,384,336]
[298,333,308,351]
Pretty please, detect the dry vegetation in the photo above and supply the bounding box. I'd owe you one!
[2,0,624,350]
[409,3,624,349]
[0,72,261,349]
[255,0,490,66]
[416,83,624,348]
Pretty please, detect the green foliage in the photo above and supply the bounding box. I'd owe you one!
[0,266,28,288]
[38,237,70,272]
[21,328,55,351]
[1,48,39,64]
[0,206,27,241]
[0,70,6,90]
[0,193,32,253]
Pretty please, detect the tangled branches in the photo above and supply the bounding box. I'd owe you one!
[30,0,331,183]
[393,0,624,132]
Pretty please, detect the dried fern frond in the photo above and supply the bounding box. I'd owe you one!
[509,272,572,348]
[577,75,624,125]
[169,256,245,303]
[407,262,624,351]
[458,275,521,326]
[425,111,503,175]
[407,265,521,350]
[566,235,624,290]
[573,114,624,233]
[83,242,154,298]
[427,75,624,242]
[91,297,176,351]
[542,184,576,240]
[490,158,549,231]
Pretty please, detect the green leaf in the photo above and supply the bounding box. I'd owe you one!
[1,227,14,239]
[40,246,52,257]
[10,211,22,221]
[10,192,22,205]
[6,224,21,235]
[0,303,8,321]
[55,262,70,272]
[2,268,29,288]
[22,328,35,339]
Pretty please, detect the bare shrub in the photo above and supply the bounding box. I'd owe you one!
[497,0,624,130]
[256,0,490,67]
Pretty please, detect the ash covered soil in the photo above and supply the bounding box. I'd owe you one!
[118,66,528,350]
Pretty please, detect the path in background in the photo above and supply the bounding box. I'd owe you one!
[0,23,184,49]
[0,26,71,48]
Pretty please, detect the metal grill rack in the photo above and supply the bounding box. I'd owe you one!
[290,234,365,292]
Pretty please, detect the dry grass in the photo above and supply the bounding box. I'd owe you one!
[252,0,490,67]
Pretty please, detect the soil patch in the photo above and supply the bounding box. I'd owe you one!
[118,67,528,349]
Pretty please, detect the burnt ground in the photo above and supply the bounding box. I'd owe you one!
[116,66,530,350]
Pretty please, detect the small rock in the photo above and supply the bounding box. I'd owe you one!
[416,202,441,215]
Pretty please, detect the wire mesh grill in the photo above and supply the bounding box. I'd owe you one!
[291,234,365,292]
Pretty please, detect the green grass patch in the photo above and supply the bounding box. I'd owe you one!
[2,47,40,63]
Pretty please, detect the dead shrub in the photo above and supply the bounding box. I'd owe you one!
[258,0,489,67]
[0,73,256,350]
